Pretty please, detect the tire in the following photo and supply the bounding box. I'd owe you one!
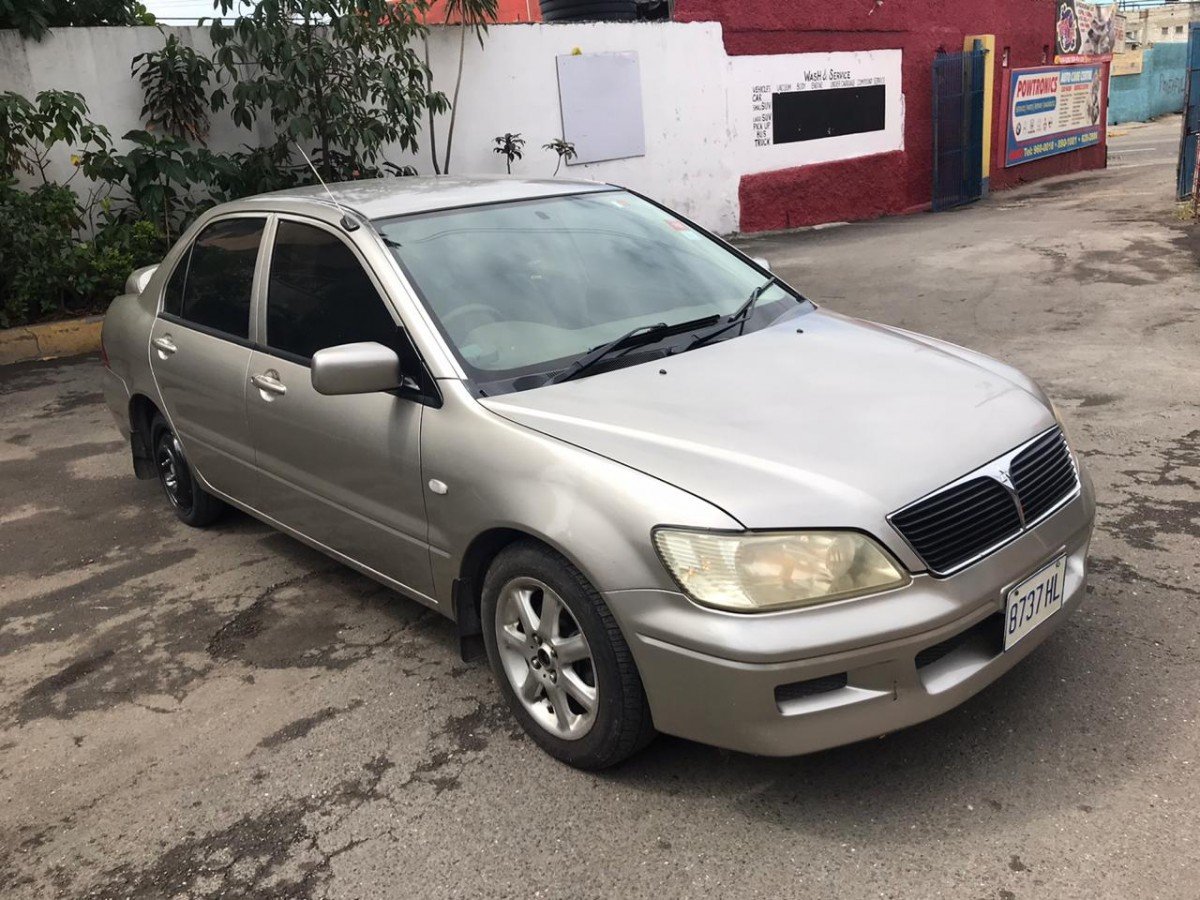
[481,541,656,769]
[539,0,637,22]
[150,413,226,528]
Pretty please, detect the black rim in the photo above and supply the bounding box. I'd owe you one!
[156,432,195,515]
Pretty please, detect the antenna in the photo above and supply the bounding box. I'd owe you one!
[294,142,360,232]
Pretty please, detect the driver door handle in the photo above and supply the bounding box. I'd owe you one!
[250,373,287,397]
[152,336,177,356]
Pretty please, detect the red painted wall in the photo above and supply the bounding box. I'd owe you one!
[422,0,541,24]
[675,0,1107,232]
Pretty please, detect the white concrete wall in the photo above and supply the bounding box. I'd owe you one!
[0,26,272,188]
[0,23,909,234]
[412,22,739,230]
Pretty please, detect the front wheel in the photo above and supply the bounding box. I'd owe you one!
[481,542,656,769]
[150,413,225,528]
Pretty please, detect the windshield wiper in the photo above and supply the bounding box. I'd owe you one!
[685,275,781,352]
[549,315,720,385]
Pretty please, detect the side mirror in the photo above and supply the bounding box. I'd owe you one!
[311,342,403,396]
[752,256,772,272]
[125,264,159,296]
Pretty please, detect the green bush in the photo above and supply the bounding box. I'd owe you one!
[0,181,80,328]
[0,181,163,328]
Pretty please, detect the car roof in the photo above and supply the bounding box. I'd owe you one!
[228,175,618,221]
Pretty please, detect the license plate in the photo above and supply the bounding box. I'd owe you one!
[1003,554,1067,651]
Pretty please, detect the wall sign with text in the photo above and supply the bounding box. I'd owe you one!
[731,50,904,173]
[1006,65,1105,167]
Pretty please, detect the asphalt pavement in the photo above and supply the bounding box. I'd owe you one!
[1,115,1197,899]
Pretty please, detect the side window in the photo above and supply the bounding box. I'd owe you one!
[266,221,398,361]
[167,217,265,339]
[163,247,190,317]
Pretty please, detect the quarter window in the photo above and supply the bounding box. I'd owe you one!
[165,217,264,339]
[266,221,397,361]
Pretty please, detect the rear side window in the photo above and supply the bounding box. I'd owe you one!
[164,217,265,340]
[266,221,396,361]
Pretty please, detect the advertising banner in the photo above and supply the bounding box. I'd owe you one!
[1006,65,1105,167]
[1055,1,1120,64]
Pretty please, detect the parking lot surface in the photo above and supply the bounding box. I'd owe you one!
[1,117,1198,898]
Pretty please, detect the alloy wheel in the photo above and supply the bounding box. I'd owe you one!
[156,434,194,515]
[495,576,598,740]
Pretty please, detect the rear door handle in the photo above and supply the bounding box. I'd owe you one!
[152,336,177,357]
[250,372,287,397]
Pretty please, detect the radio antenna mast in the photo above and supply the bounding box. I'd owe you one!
[294,142,360,232]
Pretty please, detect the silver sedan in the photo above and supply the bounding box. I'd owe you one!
[101,177,1095,769]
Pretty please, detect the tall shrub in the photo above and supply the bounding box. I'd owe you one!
[209,0,448,182]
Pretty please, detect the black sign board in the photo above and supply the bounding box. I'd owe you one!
[771,85,887,145]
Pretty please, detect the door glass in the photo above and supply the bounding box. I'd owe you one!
[171,218,265,339]
[266,221,397,361]
[163,247,190,317]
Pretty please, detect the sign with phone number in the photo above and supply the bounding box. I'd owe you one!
[1006,64,1105,167]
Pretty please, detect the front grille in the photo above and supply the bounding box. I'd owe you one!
[1011,428,1077,523]
[890,477,1023,574]
[889,427,1079,576]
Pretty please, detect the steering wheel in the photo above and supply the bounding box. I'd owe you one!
[441,302,505,337]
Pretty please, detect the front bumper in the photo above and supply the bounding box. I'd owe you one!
[605,468,1095,757]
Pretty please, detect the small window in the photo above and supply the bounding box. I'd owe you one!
[1163,27,1170,37]
[1176,25,1185,35]
[169,217,264,339]
[266,221,397,361]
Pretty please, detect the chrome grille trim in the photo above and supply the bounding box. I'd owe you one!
[888,426,1080,577]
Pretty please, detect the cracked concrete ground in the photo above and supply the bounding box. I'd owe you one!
[1,116,1198,898]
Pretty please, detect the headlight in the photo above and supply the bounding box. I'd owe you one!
[1050,400,1075,448]
[653,529,911,613]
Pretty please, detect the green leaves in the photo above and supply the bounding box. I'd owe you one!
[208,0,446,182]
[0,90,112,183]
[0,0,153,41]
[132,34,215,144]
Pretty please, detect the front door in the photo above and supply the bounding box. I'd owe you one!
[149,216,266,503]
[246,217,434,602]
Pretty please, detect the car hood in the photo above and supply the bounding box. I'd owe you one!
[480,310,1055,534]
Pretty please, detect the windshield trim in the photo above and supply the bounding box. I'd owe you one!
[373,190,815,397]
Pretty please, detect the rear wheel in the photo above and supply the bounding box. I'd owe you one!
[481,541,656,769]
[150,414,225,528]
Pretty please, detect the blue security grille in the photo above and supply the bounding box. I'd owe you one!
[932,49,987,211]
[1177,23,1200,200]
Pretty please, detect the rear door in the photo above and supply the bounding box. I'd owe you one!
[150,215,267,503]
[245,216,435,602]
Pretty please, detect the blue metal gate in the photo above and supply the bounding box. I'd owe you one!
[1177,23,1200,200]
[932,48,988,211]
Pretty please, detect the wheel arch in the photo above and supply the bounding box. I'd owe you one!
[128,393,162,480]
[453,526,596,663]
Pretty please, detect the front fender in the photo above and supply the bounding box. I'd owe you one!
[422,381,740,605]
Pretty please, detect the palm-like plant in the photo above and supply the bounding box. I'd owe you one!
[493,132,524,174]
[543,138,577,176]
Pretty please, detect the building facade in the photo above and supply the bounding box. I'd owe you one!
[1124,2,1200,48]
[674,0,1110,230]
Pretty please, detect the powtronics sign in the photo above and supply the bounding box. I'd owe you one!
[1005,64,1104,167]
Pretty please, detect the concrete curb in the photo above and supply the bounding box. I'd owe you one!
[0,316,103,366]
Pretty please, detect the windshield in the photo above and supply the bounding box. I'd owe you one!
[375,190,804,392]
